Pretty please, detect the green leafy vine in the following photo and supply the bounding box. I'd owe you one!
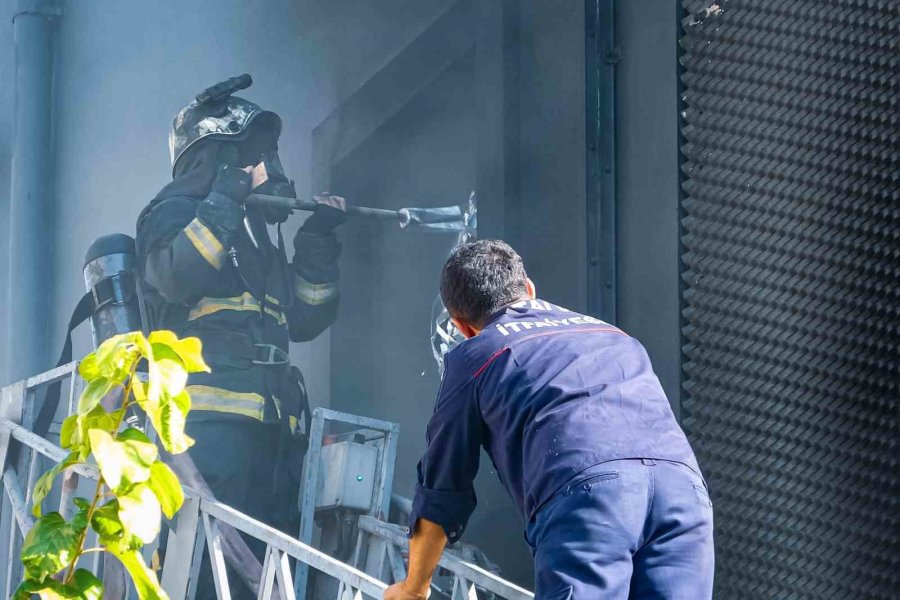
[16,331,209,599]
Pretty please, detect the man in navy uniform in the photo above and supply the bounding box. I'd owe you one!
[386,240,714,599]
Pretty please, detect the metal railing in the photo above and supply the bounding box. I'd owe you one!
[0,363,388,599]
[0,414,388,599]
[1,364,534,600]
[164,493,388,600]
[354,516,533,600]
[0,361,86,598]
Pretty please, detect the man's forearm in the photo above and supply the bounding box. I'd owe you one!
[405,517,449,594]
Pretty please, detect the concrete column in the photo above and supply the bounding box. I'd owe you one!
[6,0,60,383]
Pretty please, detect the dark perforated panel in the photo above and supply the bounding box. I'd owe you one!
[679,1,898,598]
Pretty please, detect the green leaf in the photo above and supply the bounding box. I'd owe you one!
[13,578,71,600]
[118,484,161,544]
[65,407,122,461]
[89,428,157,492]
[91,334,141,384]
[147,345,188,403]
[91,499,124,543]
[127,330,153,358]
[76,378,115,415]
[32,452,80,517]
[146,461,183,519]
[77,354,102,381]
[132,378,147,403]
[117,427,154,444]
[13,578,44,599]
[13,579,43,600]
[171,388,191,414]
[146,330,177,345]
[107,543,169,600]
[70,503,90,533]
[69,569,103,600]
[162,399,193,454]
[148,331,210,374]
[144,390,193,455]
[93,334,126,366]
[19,512,81,580]
[59,415,78,450]
[92,499,144,553]
[13,570,102,600]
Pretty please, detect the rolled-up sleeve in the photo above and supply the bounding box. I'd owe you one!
[408,359,483,544]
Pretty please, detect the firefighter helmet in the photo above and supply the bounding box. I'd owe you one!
[168,74,281,175]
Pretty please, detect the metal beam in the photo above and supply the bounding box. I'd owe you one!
[585,0,618,322]
[474,0,519,240]
[24,361,77,389]
[0,418,97,480]
[2,469,33,537]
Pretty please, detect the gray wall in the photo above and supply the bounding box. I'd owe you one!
[614,0,681,411]
[510,0,587,314]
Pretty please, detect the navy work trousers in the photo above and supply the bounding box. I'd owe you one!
[525,459,714,599]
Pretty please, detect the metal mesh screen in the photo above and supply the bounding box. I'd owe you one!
[678,1,898,598]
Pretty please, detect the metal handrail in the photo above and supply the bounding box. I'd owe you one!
[1,365,534,600]
[203,498,387,598]
[357,516,534,600]
[0,366,390,599]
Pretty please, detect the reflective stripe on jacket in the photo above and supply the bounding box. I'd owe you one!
[136,194,340,421]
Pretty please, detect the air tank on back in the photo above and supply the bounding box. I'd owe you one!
[82,234,145,348]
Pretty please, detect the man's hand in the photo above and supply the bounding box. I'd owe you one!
[384,581,429,600]
[301,192,348,234]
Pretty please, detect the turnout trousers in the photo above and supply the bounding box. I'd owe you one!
[188,418,300,600]
[525,459,714,600]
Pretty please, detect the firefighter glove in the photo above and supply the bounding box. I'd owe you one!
[197,164,250,240]
[301,194,348,234]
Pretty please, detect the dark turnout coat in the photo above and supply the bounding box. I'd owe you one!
[135,142,339,426]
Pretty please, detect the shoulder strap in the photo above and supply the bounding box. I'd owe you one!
[30,292,96,443]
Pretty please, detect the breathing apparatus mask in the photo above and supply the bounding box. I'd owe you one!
[252,151,296,224]
[236,127,296,225]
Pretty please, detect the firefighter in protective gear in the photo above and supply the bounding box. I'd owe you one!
[135,81,344,599]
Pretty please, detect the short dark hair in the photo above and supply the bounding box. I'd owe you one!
[440,240,528,328]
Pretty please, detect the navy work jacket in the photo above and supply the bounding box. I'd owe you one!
[409,299,700,543]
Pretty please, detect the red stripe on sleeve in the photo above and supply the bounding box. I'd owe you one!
[473,347,510,378]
